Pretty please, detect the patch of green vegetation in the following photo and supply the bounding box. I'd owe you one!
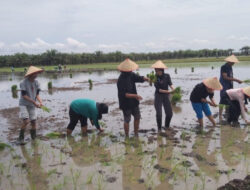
[146,71,156,86]
[243,79,250,84]
[47,81,52,89]
[41,106,51,113]
[0,142,12,151]
[11,85,17,92]
[171,93,182,104]
[45,132,61,138]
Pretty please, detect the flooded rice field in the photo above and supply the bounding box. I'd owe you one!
[0,62,250,190]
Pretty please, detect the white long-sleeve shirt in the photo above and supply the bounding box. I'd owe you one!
[226,88,247,120]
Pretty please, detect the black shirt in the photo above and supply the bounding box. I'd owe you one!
[117,72,144,110]
[219,63,233,91]
[190,83,214,103]
[154,73,172,94]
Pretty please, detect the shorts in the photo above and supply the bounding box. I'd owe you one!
[191,102,212,119]
[19,105,37,121]
[122,106,141,123]
[67,107,87,131]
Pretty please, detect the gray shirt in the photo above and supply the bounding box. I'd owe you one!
[19,78,40,107]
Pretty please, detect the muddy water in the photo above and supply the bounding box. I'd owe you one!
[0,62,250,190]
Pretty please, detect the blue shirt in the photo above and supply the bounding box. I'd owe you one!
[70,99,100,129]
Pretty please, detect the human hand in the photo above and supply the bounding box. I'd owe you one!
[34,102,41,108]
[144,77,149,81]
[237,79,243,84]
[136,95,143,101]
[244,107,248,112]
[98,128,104,133]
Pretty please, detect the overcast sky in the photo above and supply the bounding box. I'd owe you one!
[0,0,250,54]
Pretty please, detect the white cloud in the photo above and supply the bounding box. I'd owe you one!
[227,35,250,41]
[66,37,87,48]
[0,42,5,48]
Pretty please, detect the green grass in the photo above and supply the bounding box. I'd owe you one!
[1,56,250,73]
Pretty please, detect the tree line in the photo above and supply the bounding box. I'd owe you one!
[0,46,250,67]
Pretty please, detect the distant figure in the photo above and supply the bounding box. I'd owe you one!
[11,66,15,72]
[67,99,108,136]
[117,58,148,137]
[190,77,222,128]
[151,60,175,131]
[219,55,242,121]
[19,66,44,144]
[64,64,67,71]
[58,64,62,72]
[224,87,250,125]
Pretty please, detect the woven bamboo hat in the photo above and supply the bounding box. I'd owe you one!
[243,86,250,97]
[151,60,167,69]
[224,55,239,63]
[25,66,43,77]
[117,58,139,72]
[203,77,222,90]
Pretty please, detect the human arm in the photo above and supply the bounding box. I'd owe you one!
[222,73,242,84]
[125,93,142,101]
[159,85,175,94]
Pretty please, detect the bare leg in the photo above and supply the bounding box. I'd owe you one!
[134,119,140,137]
[21,119,29,130]
[219,106,223,121]
[124,122,129,137]
[67,129,73,136]
[207,115,216,126]
[81,126,88,136]
[198,118,204,128]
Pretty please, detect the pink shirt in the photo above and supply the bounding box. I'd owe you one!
[226,88,246,120]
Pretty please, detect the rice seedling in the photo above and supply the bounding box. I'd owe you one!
[11,85,18,98]
[70,168,81,190]
[45,132,62,139]
[174,68,177,74]
[47,169,57,177]
[191,67,194,72]
[147,71,156,86]
[96,173,106,190]
[41,106,51,113]
[86,173,94,185]
[88,79,93,90]
[0,142,12,151]
[171,86,182,104]
[70,73,73,78]
[243,79,250,84]
[48,81,52,89]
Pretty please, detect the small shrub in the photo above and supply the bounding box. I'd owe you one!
[48,81,52,89]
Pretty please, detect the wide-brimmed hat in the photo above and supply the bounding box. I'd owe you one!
[117,58,139,72]
[224,55,239,63]
[25,66,43,77]
[203,77,222,90]
[243,86,250,97]
[151,60,167,69]
[97,103,109,119]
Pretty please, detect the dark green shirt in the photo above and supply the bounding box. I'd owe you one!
[70,99,100,129]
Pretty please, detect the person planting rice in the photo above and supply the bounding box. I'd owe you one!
[66,99,108,136]
[151,60,175,131]
[219,55,242,121]
[222,87,250,125]
[190,77,222,128]
[117,58,148,137]
[18,66,44,143]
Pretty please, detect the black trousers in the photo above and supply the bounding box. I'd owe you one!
[67,107,87,131]
[228,100,241,123]
[154,93,173,128]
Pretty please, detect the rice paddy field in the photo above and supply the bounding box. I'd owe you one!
[0,61,250,190]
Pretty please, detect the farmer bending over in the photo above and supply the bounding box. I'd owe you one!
[67,99,108,136]
[190,77,222,128]
[19,66,44,143]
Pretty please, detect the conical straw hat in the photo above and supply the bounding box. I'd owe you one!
[243,86,250,97]
[224,55,239,63]
[25,66,43,77]
[117,58,139,72]
[203,77,222,90]
[151,60,167,69]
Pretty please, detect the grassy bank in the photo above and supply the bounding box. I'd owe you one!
[1,56,250,73]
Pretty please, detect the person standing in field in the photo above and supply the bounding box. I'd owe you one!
[190,77,222,128]
[151,60,175,131]
[219,55,242,121]
[19,66,44,144]
[117,58,149,137]
[66,98,108,136]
